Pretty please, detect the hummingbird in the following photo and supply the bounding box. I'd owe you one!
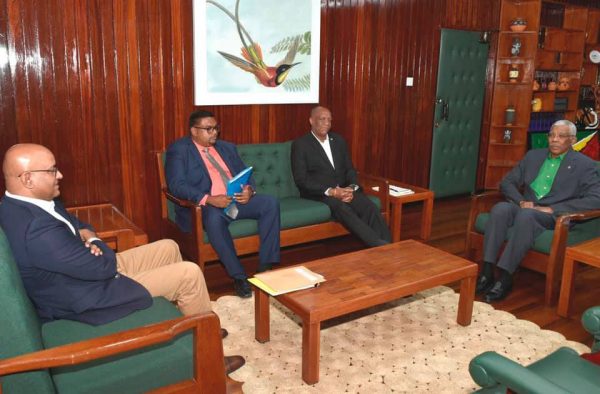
[207,0,302,87]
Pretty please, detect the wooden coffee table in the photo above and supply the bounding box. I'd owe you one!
[253,240,477,384]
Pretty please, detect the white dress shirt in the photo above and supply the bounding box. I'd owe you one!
[311,131,335,168]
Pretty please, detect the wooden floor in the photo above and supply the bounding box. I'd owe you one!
[204,195,600,347]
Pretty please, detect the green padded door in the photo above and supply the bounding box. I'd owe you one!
[429,29,489,197]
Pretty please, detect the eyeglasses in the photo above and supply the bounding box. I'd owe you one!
[547,132,574,139]
[18,167,59,178]
[193,125,220,134]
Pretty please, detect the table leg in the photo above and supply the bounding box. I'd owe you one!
[557,256,577,318]
[457,274,475,326]
[420,195,433,241]
[302,321,321,384]
[254,288,270,343]
[391,202,403,243]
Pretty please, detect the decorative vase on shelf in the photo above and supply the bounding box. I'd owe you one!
[510,18,527,32]
[505,106,516,126]
[508,64,520,83]
[532,98,542,112]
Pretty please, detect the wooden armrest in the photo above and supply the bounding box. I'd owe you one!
[163,188,198,208]
[467,191,504,232]
[556,209,600,226]
[357,172,390,216]
[0,312,226,391]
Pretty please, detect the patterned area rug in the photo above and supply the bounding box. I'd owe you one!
[214,286,588,393]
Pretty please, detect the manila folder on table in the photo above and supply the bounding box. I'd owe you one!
[249,266,325,296]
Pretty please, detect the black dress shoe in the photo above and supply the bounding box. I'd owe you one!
[484,281,513,303]
[476,275,494,295]
[224,355,245,374]
[234,279,252,298]
[221,328,228,339]
[256,263,273,273]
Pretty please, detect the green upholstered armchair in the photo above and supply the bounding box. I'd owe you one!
[469,306,600,393]
[465,162,600,305]
[0,226,228,394]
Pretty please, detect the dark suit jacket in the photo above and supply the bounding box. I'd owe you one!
[500,148,600,215]
[291,132,359,199]
[0,196,152,325]
[165,136,253,232]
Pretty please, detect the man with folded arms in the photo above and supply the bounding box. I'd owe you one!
[291,106,391,247]
[166,110,280,298]
[0,143,244,374]
[477,120,600,302]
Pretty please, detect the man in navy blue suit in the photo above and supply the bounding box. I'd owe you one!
[0,143,246,374]
[0,144,214,325]
[166,110,281,298]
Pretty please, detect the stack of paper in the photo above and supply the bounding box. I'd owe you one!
[249,266,325,296]
[371,185,415,197]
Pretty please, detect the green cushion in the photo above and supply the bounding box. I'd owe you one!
[237,141,300,199]
[527,347,600,392]
[474,213,600,254]
[0,226,56,394]
[42,298,192,394]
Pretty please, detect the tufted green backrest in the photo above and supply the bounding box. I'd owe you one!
[0,226,56,393]
[237,141,300,198]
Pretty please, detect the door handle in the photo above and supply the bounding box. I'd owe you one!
[437,98,449,121]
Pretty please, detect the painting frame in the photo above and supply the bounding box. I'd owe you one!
[193,0,320,106]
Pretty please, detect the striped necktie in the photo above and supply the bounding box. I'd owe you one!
[204,148,238,219]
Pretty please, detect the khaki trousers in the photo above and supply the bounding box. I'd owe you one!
[116,239,212,315]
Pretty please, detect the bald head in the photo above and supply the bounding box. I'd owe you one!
[309,106,332,141]
[2,143,62,200]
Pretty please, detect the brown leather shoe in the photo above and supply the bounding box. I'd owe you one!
[224,355,245,374]
[221,328,228,339]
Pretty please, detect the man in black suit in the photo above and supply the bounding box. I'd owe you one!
[478,120,600,302]
[291,106,391,247]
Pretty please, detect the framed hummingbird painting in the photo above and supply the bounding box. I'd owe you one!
[193,0,320,105]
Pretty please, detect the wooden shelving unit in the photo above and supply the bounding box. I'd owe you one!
[484,0,540,189]
[482,1,599,189]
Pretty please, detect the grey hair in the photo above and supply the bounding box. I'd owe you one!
[551,120,577,136]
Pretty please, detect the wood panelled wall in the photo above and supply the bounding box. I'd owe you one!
[0,0,571,241]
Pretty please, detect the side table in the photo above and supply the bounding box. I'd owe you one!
[557,238,600,317]
[388,182,434,242]
[67,203,148,251]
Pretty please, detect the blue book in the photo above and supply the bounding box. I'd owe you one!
[226,166,253,196]
[224,167,253,218]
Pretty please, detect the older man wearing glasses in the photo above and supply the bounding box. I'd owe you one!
[477,120,600,303]
[165,110,280,298]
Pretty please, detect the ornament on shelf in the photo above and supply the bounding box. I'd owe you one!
[505,105,516,126]
[503,129,512,143]
[533,80,540,91]
[548,80,557,91]
[511,37,522,56]
[510,18,527,32]
[508,64,520,83]
[558,77,570,91]
[532,98,542,112]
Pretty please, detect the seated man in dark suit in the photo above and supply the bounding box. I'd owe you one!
[291,106,391,247]
[478,120,600,302]
[165,110,280,298]
[0,143,244,373]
